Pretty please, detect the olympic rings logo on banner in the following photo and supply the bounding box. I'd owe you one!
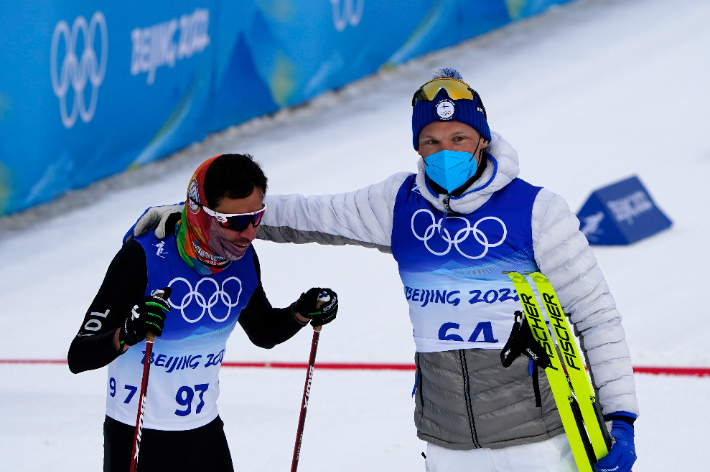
[329,0,364,31]
[411,209,507,260]
[50,11,108,129]
[168,277,242,324]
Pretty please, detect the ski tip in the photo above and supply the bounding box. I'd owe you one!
[503,271,525,281]
[528,272,552,284]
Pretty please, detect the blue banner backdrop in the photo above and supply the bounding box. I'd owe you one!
[0,0,572,215]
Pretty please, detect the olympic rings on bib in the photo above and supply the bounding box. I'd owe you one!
[411,209,507,259]
[167,277,243,323]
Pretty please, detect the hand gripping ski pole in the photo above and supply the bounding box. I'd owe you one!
[129,290,167,472]
[291,325,321,472]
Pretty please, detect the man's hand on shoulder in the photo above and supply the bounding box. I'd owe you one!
[124,203,184,243]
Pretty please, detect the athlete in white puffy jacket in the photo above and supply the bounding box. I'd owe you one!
[131,68,638,472]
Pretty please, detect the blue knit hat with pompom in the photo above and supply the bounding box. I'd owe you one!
[412,68,491,150]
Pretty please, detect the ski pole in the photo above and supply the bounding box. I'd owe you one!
[129,290,167,472]
[290,325,322,472]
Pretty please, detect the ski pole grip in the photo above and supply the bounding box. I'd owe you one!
[313,297,327,332]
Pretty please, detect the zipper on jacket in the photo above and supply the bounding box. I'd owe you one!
[458,350,481,448]
[443,195,452,213]
[414,354,424,405]
[440,196,451,236]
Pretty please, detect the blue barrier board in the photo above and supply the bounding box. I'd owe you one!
[0,0,573,215]
[577,176,672,245]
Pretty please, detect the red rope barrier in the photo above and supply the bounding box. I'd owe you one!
[0,359,67,364]
[2,359,709,376]
[632,366,710,377]
[220,361,416,370]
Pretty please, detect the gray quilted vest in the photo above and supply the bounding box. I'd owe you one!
[414,348,564,450]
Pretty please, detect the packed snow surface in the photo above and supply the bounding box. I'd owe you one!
[1,0,709,470]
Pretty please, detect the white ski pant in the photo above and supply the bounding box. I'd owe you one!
[425,434,578,472]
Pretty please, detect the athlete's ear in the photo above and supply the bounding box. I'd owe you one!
[480,138,489,150]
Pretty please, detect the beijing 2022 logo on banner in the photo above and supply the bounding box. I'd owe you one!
[50,11,108,129]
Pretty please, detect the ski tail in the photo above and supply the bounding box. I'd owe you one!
[570,388,597,464]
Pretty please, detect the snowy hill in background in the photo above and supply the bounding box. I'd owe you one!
[1,0,709,470]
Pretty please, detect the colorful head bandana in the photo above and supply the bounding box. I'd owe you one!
[175,155,250,275]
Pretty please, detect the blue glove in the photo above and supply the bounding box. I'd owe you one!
[594,419,636,472]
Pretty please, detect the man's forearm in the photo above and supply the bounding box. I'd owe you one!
[68,331,123,374]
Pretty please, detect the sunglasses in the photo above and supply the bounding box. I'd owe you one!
[190,197,267,232]
[412,78,487,118]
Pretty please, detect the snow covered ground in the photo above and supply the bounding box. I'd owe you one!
[3,364,709,471]
[2,0,709,470]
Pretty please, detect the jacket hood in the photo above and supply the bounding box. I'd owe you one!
[415,130,520,214]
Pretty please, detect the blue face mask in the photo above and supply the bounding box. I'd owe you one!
[423,150,477,194]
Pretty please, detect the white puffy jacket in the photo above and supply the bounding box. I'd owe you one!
[262,131,638,418]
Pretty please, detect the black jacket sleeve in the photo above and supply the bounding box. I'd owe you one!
[67,240,148,374]
[238,248,307,349]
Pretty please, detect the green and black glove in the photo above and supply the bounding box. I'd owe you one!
[293,288,338,327]
[119,288,172,346]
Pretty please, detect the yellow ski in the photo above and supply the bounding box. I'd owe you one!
[506,272,594,472]
[528,272,612,461]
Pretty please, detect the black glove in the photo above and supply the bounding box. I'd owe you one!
[293,288,338,327]
[119,288,172,347]
[500,311,551,369]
